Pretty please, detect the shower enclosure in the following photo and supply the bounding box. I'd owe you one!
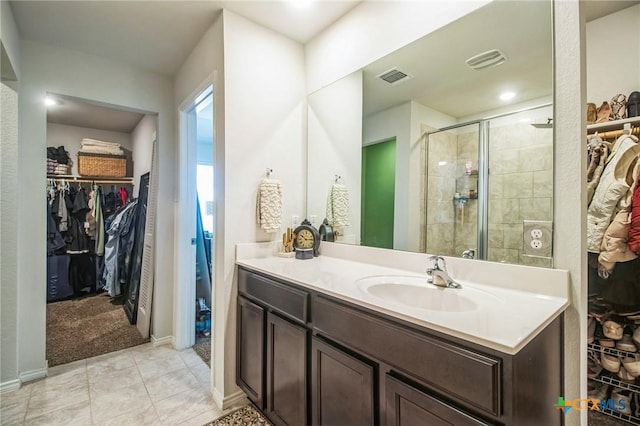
[424,105,553,267]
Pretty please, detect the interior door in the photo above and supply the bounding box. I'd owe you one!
[136,140,157,338]
[361,138,396,248]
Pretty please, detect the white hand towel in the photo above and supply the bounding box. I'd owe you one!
[326,183,349,229]
[256,178,282,233]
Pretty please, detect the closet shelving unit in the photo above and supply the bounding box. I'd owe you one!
[46,174,133,184]
[587,116,640,425]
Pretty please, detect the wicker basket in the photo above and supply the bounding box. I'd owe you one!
[77,153,126,177]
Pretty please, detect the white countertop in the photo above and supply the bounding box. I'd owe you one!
[236,247,569,355]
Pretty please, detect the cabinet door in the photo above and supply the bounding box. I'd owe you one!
[311,336,375,426]
[237,296,265,409]
[266,312,308,426]
[386,375,491,426]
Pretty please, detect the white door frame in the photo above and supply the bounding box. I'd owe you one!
[174,75,215,350]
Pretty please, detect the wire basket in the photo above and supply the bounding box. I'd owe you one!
[77,153,126,177]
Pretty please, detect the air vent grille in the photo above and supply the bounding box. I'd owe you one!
[377,68,413,85]
[465,49,507,70]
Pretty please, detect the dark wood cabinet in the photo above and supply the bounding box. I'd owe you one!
[237,295,265,409]
[266,312,308,426]
[385,374,491,426]
[236,266,562,426]
[311,337,375,426]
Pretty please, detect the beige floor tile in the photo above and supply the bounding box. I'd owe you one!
[135,352,186,382]
[178,348,205,368]
[24,400,91,426]
[86,351,136,380]
[89,365,143,393]
[153,386,218,425]
[179,407,224,426]
[91,381,152,422]
[1,385,33,408]
[189,362,211,387]
[26,383,89,420]
[0,397,28,426]
[29,364,87,397]
[47,358,87,378]
[130,344,175,364]
[93,403,160,426]
[144,368,201,403]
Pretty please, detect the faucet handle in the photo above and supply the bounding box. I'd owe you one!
[428,255,446,270]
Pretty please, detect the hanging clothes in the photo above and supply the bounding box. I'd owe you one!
[95,186,105,256]
[102,201,137,297]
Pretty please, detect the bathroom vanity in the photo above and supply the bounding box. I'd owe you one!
[236,250,568,426]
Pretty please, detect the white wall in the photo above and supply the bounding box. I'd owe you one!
[1,81,19,389]
[17,39,174,379]
[305,1,490,94]
[1,1,21,79]
[223,7,306,399]
[132,114,157,197]
[46,123,133,176]
[586,4,640,104]
[0,0,21,391]
[307,71,362,244]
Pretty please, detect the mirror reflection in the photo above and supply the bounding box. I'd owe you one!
[307,0,553,267]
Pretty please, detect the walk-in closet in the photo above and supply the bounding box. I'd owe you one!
[45,94,157,367]
[585,3,640,425]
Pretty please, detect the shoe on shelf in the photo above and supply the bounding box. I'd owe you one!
[588,352,603,378]
[601,353,621,373]
[603,317,625,340]
[633,326,640,349]
[588,380,609,401]
[613,304,640,316]
[622,355,640,377]
[611,387,632,415]
[588,317,596,344]
[599,338,616,348]
[619,366,636,382]
[616,334,637,353]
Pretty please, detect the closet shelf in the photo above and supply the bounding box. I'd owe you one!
[591,374,640,394]
[589,343,639,359]
[597,408,640,426]
[587,116,640,133]
[47,174,134,184]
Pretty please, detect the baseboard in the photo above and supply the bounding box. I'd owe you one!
[0,379,21,394]
[18,366,48,384]
[212,388,249,411]
[151,334,174,348]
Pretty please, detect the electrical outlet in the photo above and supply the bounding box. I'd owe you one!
[310,215,318,227]
[523,220,552,258]
[292,215,299,228]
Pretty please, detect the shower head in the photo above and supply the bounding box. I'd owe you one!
[531,118,553,129]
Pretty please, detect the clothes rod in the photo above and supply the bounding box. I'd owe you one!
[588,126,640,140]
[47,175,134,184]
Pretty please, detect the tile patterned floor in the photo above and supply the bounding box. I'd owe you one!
[0,343,227,425]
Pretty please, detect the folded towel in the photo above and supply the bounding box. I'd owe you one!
[81,138,121,149]
[326,183,350,229]
[256,178,282,233]
[79,147,124,156]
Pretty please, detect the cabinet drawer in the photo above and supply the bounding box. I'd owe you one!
[386,374,492,426]
[238,268,309,324]
[313,296,502,416]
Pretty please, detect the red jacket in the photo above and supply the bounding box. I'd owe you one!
[629,185,640,254]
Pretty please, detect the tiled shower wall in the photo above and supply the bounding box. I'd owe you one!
[423,119,553,267]
[487,121,553,267]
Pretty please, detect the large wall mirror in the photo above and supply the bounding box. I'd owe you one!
[307,0,554,267]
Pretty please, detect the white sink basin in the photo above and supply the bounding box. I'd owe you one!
[356,275,479,312]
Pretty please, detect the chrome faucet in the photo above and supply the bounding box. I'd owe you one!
[461,249,475,259]
[426,255,462,289]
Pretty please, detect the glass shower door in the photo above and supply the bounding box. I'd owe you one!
[425,123,480,258]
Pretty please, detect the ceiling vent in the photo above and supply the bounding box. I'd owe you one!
[377,68,413,85]
[465,49,507,71]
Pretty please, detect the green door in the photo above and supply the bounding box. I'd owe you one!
[361,139,396,248]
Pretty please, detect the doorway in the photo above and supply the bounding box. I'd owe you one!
[361,138,396,248]
[177,83,214,366]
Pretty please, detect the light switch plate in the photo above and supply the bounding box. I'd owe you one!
[523,220,552,258]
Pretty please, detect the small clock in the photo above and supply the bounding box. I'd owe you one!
[319,218,335,242]
[294,219,320,258]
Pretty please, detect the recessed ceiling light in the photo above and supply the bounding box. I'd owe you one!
[290,0,313,8]
[499,91,516,101]
[44,96,59,107]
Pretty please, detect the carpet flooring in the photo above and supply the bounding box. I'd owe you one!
[193,336,211,366]
[46,293,148,367]
[204,405,272,426]
[589,411,632,425]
